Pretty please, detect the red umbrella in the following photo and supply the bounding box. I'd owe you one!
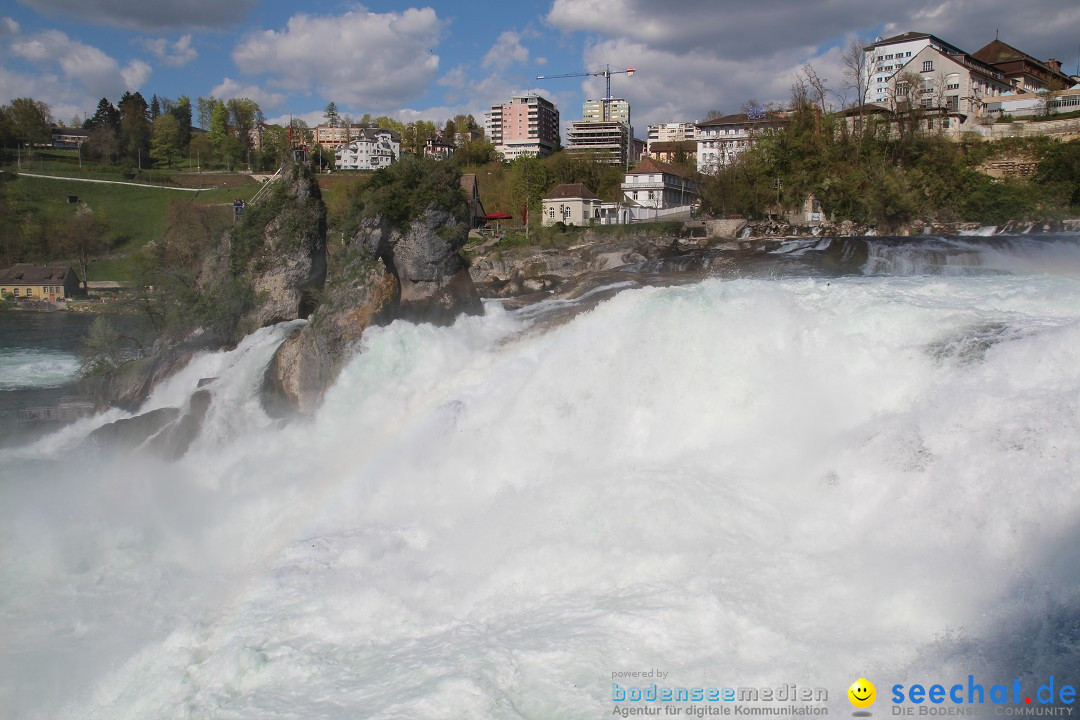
[483,212,513,220]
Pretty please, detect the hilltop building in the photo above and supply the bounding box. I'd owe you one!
[334,127,401,170]
[888,45,1011,132]
[972,39,1074,93]
[486,93,560,160]
[863,32,966,105]
[695,112,785,174]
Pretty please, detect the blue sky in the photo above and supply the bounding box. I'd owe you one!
[2,0,1079,134]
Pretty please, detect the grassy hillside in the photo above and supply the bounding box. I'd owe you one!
[1,171,260,281]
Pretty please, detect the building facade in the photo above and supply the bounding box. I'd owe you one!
[863,32,966,105]
[334,127,401,170]
[889,46,1011,132]
[972,39,1074,93]
[566,121,632,165]
[621,157,698,210]
[486,94,560,160]
[0,264,81,300]
[583,98,630,124]
[695,113,784,174]
[542,184,604,226]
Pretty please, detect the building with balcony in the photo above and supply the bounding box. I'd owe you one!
[334,127,401,170]
[621,157,698,210]
[486,93,560,160]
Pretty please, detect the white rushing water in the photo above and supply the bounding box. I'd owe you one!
[0,348,81,390]
[3,246,1080,718]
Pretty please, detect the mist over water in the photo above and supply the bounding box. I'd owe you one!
[3,237,1080,718]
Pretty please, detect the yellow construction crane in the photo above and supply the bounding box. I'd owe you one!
[536,65,636,121]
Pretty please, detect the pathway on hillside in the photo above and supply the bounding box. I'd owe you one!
[12,172,216,192]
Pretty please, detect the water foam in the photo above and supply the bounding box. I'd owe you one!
[4,271,1080,719]
[0,348,80,390]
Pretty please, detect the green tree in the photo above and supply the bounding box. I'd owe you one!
[118,91,151,166]
[196,96,218,129]
[324,101,340,127]
[207,100,229,150]
[151,113,182,167]
[85,126,119,163]
[5,97,53,146]
[226,97,263,167]
[170,95,193,154]
[53,207,108,283]
[85,97,120,130]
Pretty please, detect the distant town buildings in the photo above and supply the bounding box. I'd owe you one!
[863,32,966,105]
[334,126,401,170]
[423,133,456,160]
[566,120,634,165]
[887,45,1011,131]
[486,93,561,160]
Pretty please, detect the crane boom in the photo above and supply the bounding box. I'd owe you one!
[535,65,636,121]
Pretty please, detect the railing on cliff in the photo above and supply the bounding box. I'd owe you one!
[248,163,286,206]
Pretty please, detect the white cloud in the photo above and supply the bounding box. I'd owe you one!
[9,29,151,111]
[0,17,19,36]
[482,30,530,69]
[233,7,443,112]
[210,77,286,110]
[17,0,258,31]
[265,110,325,128]
[137,34,197,67]
[438,65,467,90]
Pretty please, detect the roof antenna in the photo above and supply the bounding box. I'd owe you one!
[995,28,999,40]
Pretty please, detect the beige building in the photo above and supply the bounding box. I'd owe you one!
[889,45,1011,133]
[542,184,604,226]
[0,264,81,301]
[621,157,698,210]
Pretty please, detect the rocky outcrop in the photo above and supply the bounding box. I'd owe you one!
[261,167,485,416]
[243,170,327,328]
[86,384,214,459]
[263,260,398,416]
[354,207,481,323]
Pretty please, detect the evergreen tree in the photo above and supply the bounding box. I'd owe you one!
[150,94,161,120]
[170,95,192,154]
[118,91,151,166]
[86,98,120,130]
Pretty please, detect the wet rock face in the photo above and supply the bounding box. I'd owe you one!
[355,206,481,324]
[86,385,214,459]
[262,261,399,417]
[243,171,328,329]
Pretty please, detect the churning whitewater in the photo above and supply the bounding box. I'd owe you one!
[2,237,1080,719]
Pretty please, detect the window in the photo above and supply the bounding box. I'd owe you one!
[25,288,32,297]
[906,51,912,57]
[12,288,18,297]
[945,96,959,112]
[548,207,555,219]
[922,61,934,72]
[563,206,571,220]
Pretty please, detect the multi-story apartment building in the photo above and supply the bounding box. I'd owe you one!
[695,113,784,175]
[566,120,633,165]
[312,124,368,149]
[889,46,1011,133]
[583,98,630,124]
[863,32,966,105]
[485,93,560,160]
[334,127,401,170]
[647,123,696,144]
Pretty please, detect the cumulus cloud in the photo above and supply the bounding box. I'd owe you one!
[232,7,443,111]
[482,30,530,69]
[16,0,257,31]
[547,0,1080,128]
[137,34,197,67]
[10,29,151,104]
[209,77,286,109]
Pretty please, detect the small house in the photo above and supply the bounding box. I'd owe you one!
[0,264,82,301]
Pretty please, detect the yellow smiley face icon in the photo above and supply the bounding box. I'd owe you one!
[848,678,876,708]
